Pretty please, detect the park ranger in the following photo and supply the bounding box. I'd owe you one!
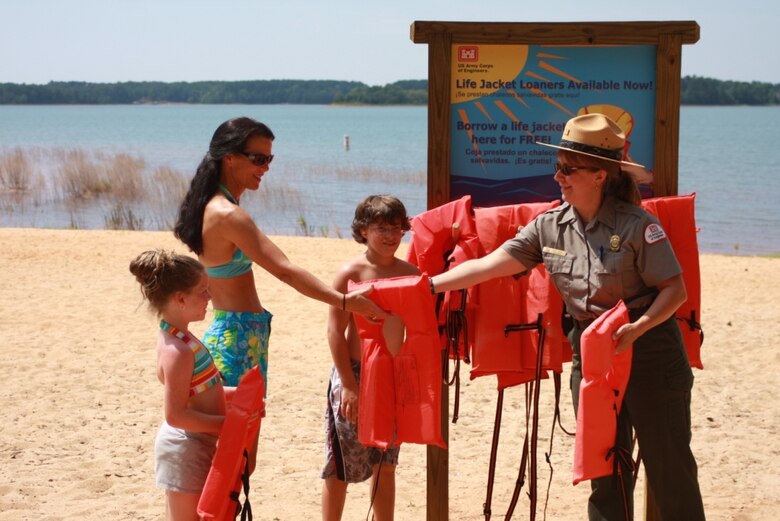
[429,113,706,521]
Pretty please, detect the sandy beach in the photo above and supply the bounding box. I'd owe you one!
[0,227,778,520]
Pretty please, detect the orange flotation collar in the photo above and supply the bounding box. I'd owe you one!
[573,300,633,484]
[198,366,265,521]
[350,275,446,449]
[641,193,703,369]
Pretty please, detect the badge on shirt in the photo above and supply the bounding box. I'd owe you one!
[609,235,621,252]
[644,223,668,244]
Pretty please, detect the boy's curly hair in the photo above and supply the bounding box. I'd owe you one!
[351,195,411,244]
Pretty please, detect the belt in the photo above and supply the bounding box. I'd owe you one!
[573,304,652,331]
[573,318,595,330]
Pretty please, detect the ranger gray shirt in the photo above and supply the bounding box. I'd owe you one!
[500,196,682,321]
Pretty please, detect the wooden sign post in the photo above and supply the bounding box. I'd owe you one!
[411,20,699,521]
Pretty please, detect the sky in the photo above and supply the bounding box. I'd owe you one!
[1,0,778,86]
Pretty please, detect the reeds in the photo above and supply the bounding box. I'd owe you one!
[1,147,178,230]
[333,165,425,185]
[104,204,145,230]
[0,147,38,192]
[0,147,424,233]
[58,149,111,199]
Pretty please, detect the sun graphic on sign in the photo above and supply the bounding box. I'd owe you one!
[451,45,610,167]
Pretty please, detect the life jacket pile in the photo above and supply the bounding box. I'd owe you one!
[406,198,574,390]
[404,194,703,502]
[406,193,704,383]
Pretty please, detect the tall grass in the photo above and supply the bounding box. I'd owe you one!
[105,204,145,230]
[0,147,424,232]
[0,147,39,192]
[333,165,425,185]
[145,166,190,229]
[105,153,146,202]
[57,149,111,199]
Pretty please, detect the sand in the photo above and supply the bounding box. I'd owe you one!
[0,228,778,520]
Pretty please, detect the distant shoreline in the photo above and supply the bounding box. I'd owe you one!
[1,77,777,106]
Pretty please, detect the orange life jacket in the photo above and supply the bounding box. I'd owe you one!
[406,195,481,357]
[406,194,478,276]
[350,275,446,449]
[470,200,569,388]
[640,193,703,369]
[573,300,633,485]
[198,366,265,521]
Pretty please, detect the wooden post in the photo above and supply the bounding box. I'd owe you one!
[421,27,452,521]
[423,30,452,210]
[653,32,685,198]
[427,380,449,521]
[646,34,686,519]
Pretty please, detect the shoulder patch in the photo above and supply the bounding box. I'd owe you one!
[644,223,668,244]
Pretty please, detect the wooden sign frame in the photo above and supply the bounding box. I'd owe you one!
[411,20,699,521]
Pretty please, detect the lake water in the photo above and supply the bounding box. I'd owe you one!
[0,104,778,255]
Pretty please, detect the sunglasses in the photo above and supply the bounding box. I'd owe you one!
[369,224,406,236]
[238,151,274,166]
[555,162,598,176]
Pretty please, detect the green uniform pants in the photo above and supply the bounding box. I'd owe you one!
[570,313,706,521]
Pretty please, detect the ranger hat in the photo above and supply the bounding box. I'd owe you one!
[537,113,644,168]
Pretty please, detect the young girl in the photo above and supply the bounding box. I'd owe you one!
[129,249,225,521]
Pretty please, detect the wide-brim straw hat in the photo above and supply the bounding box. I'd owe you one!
[537,113,644,168]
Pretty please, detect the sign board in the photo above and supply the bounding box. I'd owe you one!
[450,43,657,205]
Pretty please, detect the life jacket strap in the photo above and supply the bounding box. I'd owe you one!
[239,449,254,521]
[444,289,469,423]
[677,310,704,345]
[482,388,504,520]
[483,314,555,521]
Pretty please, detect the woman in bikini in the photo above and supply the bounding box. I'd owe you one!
[174,117,386,472]
[129,249,223,521]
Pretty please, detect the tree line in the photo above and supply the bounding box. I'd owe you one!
[0,77,776,105]
[0,79,427,105]
[680,76,780,105]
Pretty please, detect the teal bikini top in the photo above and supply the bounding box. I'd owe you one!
[206,248,253,278]
[206,184,253,279]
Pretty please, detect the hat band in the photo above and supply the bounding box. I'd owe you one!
[559,139,623,161]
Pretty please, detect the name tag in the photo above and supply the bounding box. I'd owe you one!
[542,246,567,257]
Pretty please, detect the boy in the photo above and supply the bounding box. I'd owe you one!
[321,195,418,521]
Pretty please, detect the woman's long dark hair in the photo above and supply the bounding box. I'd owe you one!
[174,117,275,254]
